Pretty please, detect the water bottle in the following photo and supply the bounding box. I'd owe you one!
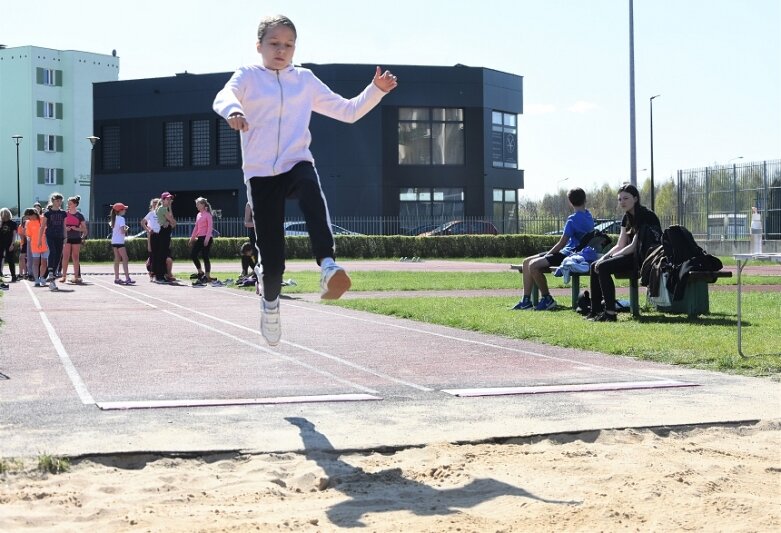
[750,207,762,254]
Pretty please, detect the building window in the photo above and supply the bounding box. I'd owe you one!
[398,107,464,165]
[164,121,184,168]
[36,68,62,86]
[102,125,121,170]
[38,167,63,185]
[191,119,211,166]
[493,188,518,233]
[37,134,62,152]
[399,187,464,221]
[492,111,518,169]
[36,101,62,119]
[217,120,240,166]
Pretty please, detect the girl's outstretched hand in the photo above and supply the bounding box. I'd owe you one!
[373,66,398,93]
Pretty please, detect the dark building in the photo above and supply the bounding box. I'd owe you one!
[92,63,523,231]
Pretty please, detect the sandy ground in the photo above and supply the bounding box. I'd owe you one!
[2,421,779,532]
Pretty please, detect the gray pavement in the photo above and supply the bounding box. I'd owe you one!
[0,260,779,458]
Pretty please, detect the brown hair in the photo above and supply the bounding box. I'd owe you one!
[258,15,297,43]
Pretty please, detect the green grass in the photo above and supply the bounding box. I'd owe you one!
[222,266,781,376]
[37,453,69,474]
[227,270,780,294]
[328,292,781,376]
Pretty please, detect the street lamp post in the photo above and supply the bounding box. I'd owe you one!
[649,95,661,211]
[12,135,23,218]
[86,136,100,222]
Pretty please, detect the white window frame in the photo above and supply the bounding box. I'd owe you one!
[44,134,56,152]
[43,102,55,119]
[44,68,56,86]
[44,168,56,185]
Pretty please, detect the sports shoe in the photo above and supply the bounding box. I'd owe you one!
[591,311,617,322]
[260,298,281,346]
[125,278,136,285]
[534,294,556,311]
[192,276,207,287]
[320,264,351,300]
[0,282,9,290]
[46,271,55,282]
[512,296,534,310]
[189,273,201,279]
[49,279,59,291]
[114,279,126,285]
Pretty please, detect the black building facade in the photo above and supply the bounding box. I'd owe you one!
[92,64,523,229]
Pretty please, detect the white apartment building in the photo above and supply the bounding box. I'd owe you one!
[0,45,119,219]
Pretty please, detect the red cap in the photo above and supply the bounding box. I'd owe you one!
[112,202,129,212]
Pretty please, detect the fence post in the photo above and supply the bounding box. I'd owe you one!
[732,164,738,243]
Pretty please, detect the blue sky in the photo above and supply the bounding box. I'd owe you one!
[3,0,779,198]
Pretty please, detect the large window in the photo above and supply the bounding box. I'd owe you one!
[493,188,518,233]
[102,125,121,170]
[164,121,184,167]
[399,187,464,220]
[217,120,240,166]
[191,119,211,166]
[398,107,464,165]
[491,111,517,169]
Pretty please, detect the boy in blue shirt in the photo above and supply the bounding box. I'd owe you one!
[513,187,594,311]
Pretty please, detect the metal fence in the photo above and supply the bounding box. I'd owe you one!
[86,159,780,240]
[677,159,781,240]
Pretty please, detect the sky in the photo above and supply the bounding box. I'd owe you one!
[2,0,779,199]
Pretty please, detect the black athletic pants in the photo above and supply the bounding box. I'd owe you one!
[589,254,636,313]
[248,161,335,302]
[190,236,212,274]
[152,227,172,280]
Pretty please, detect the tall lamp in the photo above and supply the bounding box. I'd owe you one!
[649,94,660,211]
[12,135,23,218]
[86,136,100,222]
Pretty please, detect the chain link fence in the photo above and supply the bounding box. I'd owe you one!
[677,159,780,241]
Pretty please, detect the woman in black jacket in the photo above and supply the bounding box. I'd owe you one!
[587,184,661,321]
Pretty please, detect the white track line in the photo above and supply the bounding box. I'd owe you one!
[223,289,684,382]
[23,281,95,405]
[93,279,432,392]
[92,280,380,394]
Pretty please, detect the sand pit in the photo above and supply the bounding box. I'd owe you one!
[1,421,779,532]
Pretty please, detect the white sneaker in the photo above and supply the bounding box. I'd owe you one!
[320,264,351,300]
[46,271,55,282]
[49,279,59,291]
[260,298,281,346]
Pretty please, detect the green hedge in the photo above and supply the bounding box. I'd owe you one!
[78,235,562,261]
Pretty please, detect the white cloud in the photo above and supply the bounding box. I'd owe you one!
[568,101,599,113]
[524,103,557,115]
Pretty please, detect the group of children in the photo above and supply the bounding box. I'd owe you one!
[0,193,88,291]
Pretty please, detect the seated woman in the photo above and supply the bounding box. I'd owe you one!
[587,184,661,322]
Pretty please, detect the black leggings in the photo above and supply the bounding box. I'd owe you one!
[190,236,212,273]
[589,254,636,313]
[248,161,335,302]
[152,227,172,280]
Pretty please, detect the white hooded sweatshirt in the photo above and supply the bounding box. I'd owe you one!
[213,64,386,181]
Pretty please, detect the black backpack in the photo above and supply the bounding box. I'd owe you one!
[574,230,612,253]
[662,225,703,267]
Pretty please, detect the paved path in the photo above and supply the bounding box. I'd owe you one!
[0,260,778,458]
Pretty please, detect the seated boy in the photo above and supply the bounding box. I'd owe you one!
[513,187,594,311]
[239,241,257,279]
